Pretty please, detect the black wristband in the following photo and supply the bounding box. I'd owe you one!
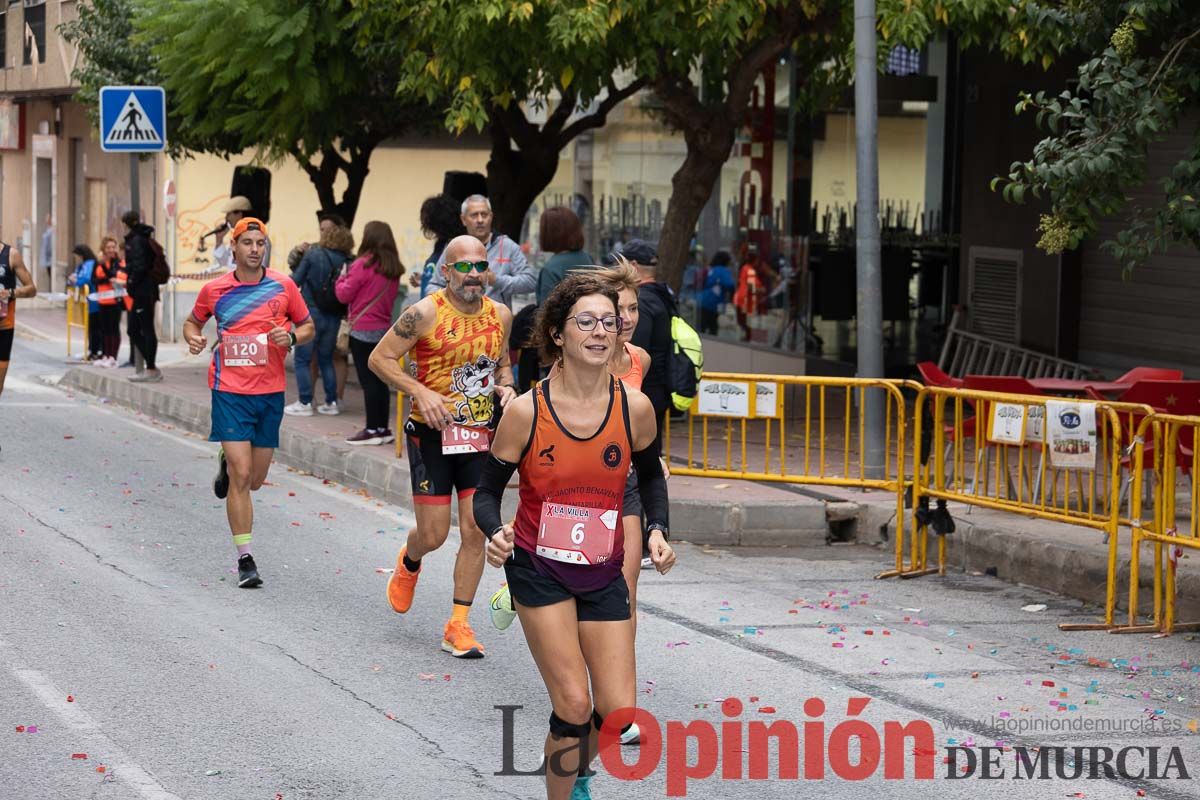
[288,331,297,347]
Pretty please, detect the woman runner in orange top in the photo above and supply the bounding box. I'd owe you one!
[474,273,671,800]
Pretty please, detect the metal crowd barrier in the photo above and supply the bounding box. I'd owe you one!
[65,287,89,360]
[1108,412,1200,636]
[904,387,1160,626]
[663,373,914,577]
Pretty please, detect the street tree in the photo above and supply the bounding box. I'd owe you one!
[353,0,647,239]
[982,0,1200,273]
[65,0,432,226]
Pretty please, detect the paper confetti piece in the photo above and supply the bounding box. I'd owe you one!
[71,753,88,760]
[1021,604,1047,612]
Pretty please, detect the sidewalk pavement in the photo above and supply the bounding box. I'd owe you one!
[22,304,1200,621]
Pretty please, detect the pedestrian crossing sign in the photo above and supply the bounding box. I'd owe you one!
[99,86,166,152]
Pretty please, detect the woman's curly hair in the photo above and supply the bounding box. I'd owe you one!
[532,272,619,364]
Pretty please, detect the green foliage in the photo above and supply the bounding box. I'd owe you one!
[135,0,417,161]
[353,0,640,136]
[59,0,160,130]
[989,0,1200,272]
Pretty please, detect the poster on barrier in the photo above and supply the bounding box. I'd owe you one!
[754,381,781,418]
[1045,400,1097,470]
[988,402,1027,445]
[1025,404,1046,443]
[697,379,751,417]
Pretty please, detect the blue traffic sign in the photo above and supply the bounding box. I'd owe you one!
[99,86,166,152]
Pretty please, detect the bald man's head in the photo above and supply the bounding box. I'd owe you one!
[441,234,490,305]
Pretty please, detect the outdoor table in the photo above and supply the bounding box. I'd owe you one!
[1027,378,1132,397]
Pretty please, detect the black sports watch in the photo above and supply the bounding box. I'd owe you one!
[647,522,669,542]
[287,331,297,348]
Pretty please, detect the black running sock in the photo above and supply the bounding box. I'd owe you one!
[452,598,472,606]
[403,553,422,573]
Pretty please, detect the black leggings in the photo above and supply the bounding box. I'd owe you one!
[98,305,122,359]
[349,335,391,431]
[128,300,158,369]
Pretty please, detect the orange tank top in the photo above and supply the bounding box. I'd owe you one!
[409,291,505,426]
[612,342,644,391]
[514,376,632,592]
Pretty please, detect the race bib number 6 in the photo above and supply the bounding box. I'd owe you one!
[537,503,619,565]
[221,334,269,367]
[441,423,491,454]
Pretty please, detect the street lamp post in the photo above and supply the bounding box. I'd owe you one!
[855,0,885,479]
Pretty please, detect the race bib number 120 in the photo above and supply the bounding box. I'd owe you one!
[537,503,619,565]
[221,334,269,367]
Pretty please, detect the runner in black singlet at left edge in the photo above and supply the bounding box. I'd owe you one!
[0,239,37,452]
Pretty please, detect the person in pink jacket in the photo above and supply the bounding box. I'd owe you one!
[335,221,404,445]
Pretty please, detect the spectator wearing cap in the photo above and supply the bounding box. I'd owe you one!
[626,239,676,455]
[213,195,272,269]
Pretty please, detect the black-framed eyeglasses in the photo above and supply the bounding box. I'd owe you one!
[449,260,490,273]
[566,314,622,333]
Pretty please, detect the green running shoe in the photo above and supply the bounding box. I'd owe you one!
[489,583,516,631]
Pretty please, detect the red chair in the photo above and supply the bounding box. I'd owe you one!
[1115,367,1184,384]
[1107,380,1200,476]
[917,361,963,389]
[916,362,972,483]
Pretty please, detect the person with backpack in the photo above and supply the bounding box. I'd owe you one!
[626,240,674,455]
[285,223,354,417]
[122,210,167,383]
[69,244,102,362]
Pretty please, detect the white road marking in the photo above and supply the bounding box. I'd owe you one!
[13,668,183,800]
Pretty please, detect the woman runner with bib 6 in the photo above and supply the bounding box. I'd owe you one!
[474,273,670,800]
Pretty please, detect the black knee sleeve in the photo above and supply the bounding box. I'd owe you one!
[549,710,592,740]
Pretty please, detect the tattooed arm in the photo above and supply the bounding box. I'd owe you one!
[368,296,455,430]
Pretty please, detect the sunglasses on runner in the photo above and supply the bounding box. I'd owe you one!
[449,260,490,273]
[566,314,622,333]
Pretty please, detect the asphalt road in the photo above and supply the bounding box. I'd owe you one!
[2,337,1199,800]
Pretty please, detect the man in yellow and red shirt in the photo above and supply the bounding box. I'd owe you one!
[183,218,314,589]
[368,234,516,658]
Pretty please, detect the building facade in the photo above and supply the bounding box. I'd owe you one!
[0,0,157,296]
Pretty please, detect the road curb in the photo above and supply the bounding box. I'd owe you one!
[944,516,1200,621]
[60,367,832,546]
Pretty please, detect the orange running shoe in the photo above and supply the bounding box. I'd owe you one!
[386,547,420,613]
[442,619,485,658]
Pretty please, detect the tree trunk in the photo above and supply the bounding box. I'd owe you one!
[295,141,379,228]
[656,124,737,291]
[485,123,560,241]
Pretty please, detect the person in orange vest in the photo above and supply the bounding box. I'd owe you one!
[733,243,768,342]
[94,236,125,366]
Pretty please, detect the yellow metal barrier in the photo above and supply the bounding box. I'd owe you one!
[911,386,1140,627]
[66,287,89,359]
[663,373,914,578]
[1109,412,1200,636]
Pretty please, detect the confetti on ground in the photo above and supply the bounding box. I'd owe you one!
[1022,604,1047,612]
[71,753,88,760]
[205,770,221,776]
[666,641,690,649]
